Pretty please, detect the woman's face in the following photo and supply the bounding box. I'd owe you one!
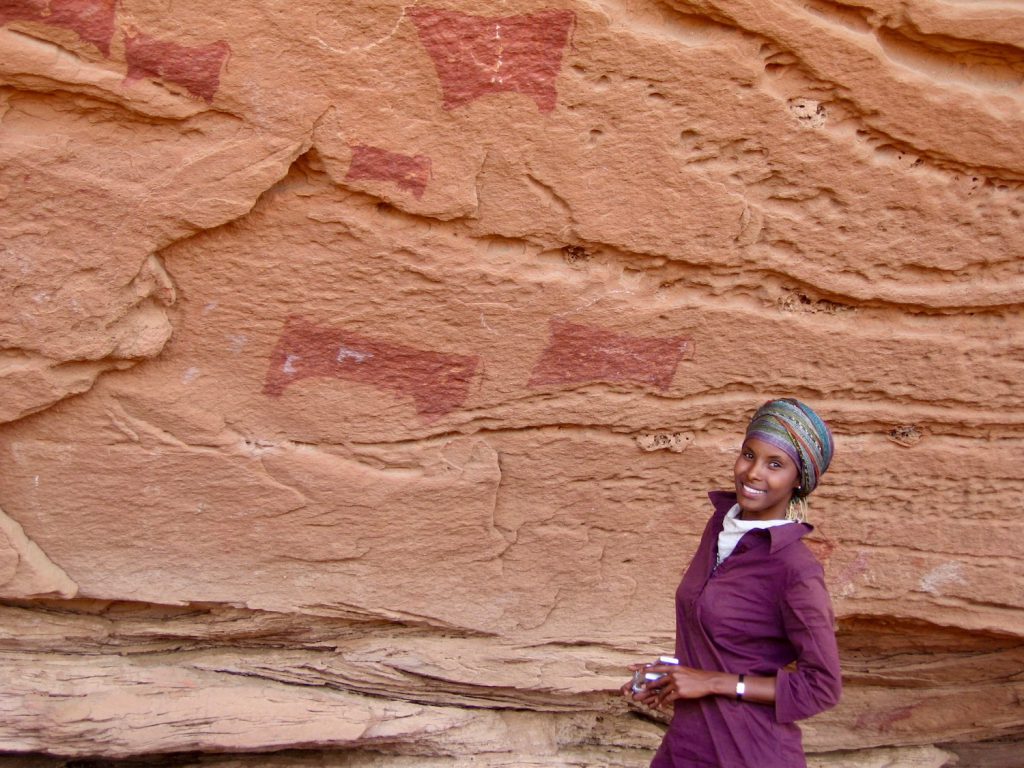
[733,436,801,520]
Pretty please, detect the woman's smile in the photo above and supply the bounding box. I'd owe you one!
[739,483,768,497]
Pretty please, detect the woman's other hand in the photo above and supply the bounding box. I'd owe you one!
[621,663,663,709]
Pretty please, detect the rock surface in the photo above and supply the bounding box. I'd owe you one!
[1,0,1022,764]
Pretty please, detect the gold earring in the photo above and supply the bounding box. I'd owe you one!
[786,495,808,523]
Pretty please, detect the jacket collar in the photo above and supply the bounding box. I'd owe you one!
[707,490,813,554]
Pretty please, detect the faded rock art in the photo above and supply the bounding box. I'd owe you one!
[0,0,117,55]
[409,7,575,113]
[856,704,917,733]
[529,319,693,391]
[264,317,480,421]
[345,145,432,199]
[833,550,870,597]
[124,30,230,102]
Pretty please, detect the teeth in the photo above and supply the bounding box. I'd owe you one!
[743,484,767,495]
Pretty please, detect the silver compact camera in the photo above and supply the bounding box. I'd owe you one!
[630,656,679,693]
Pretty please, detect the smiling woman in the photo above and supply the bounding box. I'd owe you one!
[733,436,801,522]
[623,398,841,768]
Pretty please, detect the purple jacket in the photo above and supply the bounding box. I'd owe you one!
[653,491,842,768]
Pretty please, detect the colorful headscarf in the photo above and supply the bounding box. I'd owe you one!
[745,398,834,497]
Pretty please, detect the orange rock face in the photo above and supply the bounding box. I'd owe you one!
[1,0,1022,765]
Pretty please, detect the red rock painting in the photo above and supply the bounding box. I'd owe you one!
[0,0,48,29]
[0,0,116,55]
[345,145,432,199]
[529,319,693,391]
[263,317,480,421]
[124,30,230,103]
[408,7,574,113]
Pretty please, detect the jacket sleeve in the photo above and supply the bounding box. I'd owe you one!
[774,569,842,723]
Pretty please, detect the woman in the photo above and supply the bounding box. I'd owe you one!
[625,398,842,768]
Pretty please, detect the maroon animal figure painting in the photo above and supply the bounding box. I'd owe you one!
[264,317,480,422]
[0,0,117,55]
[530,319,694,391]
[124,30,230,103]
[345,145,432,199]
[409,8,575,113]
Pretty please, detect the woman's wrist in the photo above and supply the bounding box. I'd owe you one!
[711,672,741,698]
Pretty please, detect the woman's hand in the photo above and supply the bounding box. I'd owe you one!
[623,663,773,710]
[643,663,731,708]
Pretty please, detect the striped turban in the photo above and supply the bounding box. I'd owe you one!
[745,398,834,497]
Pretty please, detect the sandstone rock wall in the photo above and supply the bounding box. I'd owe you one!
[1,0,1022,765]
